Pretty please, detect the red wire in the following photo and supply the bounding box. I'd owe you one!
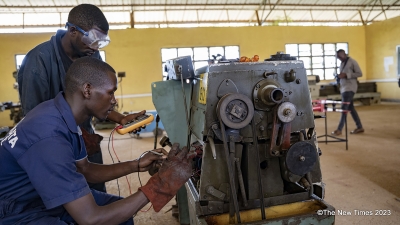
[112,126,132,195]
[111,127,121,162]
[113,125,152,212]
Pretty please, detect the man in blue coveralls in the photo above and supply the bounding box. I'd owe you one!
[0,57,194,224]
[17,4,143,193]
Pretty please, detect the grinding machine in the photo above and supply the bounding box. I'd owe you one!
[151,53,335,225]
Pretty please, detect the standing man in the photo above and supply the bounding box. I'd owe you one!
[17,4,140,192]
[0,57,194,225]
[332,49,364,135]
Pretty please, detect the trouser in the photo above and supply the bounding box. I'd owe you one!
[3,189,134,225]
[337,91,363,131]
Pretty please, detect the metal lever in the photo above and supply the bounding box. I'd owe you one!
[219,120,241,224]
[235,158,248,207]
[252,119,266,220]
[208,137,217,159]
[153,114,160,149]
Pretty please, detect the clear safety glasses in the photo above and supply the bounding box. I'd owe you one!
[66,22,110,49]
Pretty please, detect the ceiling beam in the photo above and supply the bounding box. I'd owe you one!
[368,0,400,22]
[0,20,366,29]
[261,0,281,25]
[259,0,267,24]
[310,10,314,23]
[379,0,387,20]
[359,10,366,25]
[2,7,399,13]
[334,10,339,22]
[283,10,288,25]
[0,3,399,9]
[366,0,378,21]
[347,0,376,22]
[130,11,134,28]
[255,10,261,26]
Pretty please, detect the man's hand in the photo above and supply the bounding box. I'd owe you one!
[137,148,168,172]
[120,110,147,134]
[120,110,146,125]
[81,127,103,156]
[338,73,347,79]
[139,143,196,212]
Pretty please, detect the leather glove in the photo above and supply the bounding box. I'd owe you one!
[81,127,104,157]
[139,143,196,212]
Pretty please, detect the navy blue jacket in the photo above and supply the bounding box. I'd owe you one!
[0,93,90,223]
[17,30,101,132]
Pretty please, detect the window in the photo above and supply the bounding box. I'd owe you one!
[285,43,349,80]
[161,46,240,79]
[14,51,106,70]
[15,54,26,70]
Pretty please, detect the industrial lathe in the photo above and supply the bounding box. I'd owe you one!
[152,53,335,225]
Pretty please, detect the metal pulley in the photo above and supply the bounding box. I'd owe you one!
[285,141,317,176]
[277,102,297,123]
[216,93,254,130]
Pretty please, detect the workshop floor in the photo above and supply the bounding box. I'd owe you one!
[98,102,400,225]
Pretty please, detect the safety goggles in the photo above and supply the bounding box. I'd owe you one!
[66,22,110,49]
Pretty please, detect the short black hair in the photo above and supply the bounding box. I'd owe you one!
[65,57,115,96]
[337,49,346,54]
[68,4,109,32]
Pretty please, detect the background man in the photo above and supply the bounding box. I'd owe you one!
[332,49,364,135]
[0,57,194,225]
[17,4,141,192]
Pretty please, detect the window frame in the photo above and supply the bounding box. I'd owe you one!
[285,43,349,80]
[161,46,240,79]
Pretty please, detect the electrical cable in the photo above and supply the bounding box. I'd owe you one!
[137,151,148,187]
[118,77,124,111]
[111,128,132,195]
[107,127,121,197]
[109,127,154,214]
[108,125,132,197]
[137,150,154,212]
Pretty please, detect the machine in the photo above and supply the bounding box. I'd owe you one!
[0,71,23,126]
[152,53,335,225]
[307,75,320,100]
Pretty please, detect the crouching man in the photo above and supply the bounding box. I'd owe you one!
[0,57,194,225]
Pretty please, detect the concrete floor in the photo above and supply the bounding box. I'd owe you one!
[98,102,400,225]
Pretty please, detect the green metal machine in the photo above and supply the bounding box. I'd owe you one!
[152,53,335,225]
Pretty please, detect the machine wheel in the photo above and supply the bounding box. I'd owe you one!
[216,93,254,129]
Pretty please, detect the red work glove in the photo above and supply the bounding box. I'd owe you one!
[81,127,104,157]
[139,143,196,212]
